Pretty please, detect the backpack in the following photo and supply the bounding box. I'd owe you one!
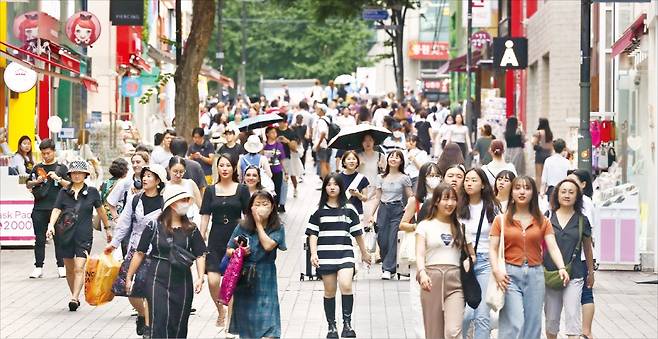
[322,116,341,140]
[240,153,262,177]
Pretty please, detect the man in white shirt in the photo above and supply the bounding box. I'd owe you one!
[372,101,390,127]
[151,129,175,168]
[312,104,330,180]
[541,138,572,197]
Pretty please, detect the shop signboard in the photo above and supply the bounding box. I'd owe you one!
[362,9,389,21]
[12,11,60,43]
[4,62,38,93]
[59,127,75,139]
[0,200,35,246]
[91,111,102,123]
[121,77,143,98]
[65,11,101,47]
[462,0,495,28]
[471,30,492,50]
[408,41,449,61]
[492,37,528,69]
[423,79,450,93]
[110,0,144,26]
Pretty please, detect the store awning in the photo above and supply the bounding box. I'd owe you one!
[0,40,98,92]
[130,54,152,72]
[611,13,646,57]
[200,64,234,88]
[447,50,483,73]
[147,44,176,65]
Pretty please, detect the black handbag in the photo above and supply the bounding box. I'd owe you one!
[54,195,83,246]
[167,237,196,270]
[31,164,60,200]
[238,264,258,289]
[460,222,482,309]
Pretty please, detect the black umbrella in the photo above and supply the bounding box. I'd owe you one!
[327,124,391,150]
[237,114,283,131]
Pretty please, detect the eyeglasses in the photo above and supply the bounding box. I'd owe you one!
[171,170,186,175]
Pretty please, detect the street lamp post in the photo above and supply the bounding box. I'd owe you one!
[578,0,592,172]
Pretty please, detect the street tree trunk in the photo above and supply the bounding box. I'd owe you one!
[174,0,216,141]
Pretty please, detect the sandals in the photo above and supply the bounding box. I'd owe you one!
[68,299,80,312]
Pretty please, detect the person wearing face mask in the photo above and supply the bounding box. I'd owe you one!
[458,168,502,339]
[543,179,594,339]
[339,151,370,220]
[369,150,414,280]
[380,120,406,155]
[126,185,207,339]
[416,183,475,339]
[307,174,371,338]
[199,154,250,329]
[168,156,203,224]
[399,162,441,338]
[105,164,166,336]
[226,191,286,339]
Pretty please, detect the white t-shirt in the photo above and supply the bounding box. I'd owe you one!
[416,219,472,266]
[541,154,572,187]
[312,117,329,149]
[405,148,429,179]
[449,125,469,143]
[458,201,491,254]
[151,146,173,168]
[582,195,595,261]
[482,161,517,186]
[107,175,136,207]
[372,108,389,127]
[335,114,356,130]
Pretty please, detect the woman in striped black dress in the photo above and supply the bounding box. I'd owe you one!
[306,173,372,339]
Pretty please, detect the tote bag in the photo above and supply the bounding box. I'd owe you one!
[485,216,506,312]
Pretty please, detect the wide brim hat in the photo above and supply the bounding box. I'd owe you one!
[244,134,263,154]
[210,132,226,144]
[67,160,91,175]
[162,184,194,211]
[140,164,168,183]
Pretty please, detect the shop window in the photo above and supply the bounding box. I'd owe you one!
[421,60,445,70]
[605,53,613,112]
[605,10,613,49]
[419,0,450,42]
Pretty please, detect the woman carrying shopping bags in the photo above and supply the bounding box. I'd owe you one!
[544,179,594,339]
[488,175,569,339]
[46,160,112,312]
[307,173,372,338]
[415,183,474,339]
[458,168,501,339]
[105,164,167,336]
[126,185,207,339]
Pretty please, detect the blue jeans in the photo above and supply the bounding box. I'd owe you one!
[498,263,545,339]
[462,253,492,339]
[376,201,404,273]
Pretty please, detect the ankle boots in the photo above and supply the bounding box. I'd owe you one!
[324,295,357,338]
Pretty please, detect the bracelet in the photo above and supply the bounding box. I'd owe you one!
[558,267,566,271]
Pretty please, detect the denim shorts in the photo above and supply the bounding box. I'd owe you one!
[581,260,594,304]
[316,148,331,162]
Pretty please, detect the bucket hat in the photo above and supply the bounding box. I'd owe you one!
[140,164,168,183]
[67,160,91,175]
[244,135,264,154]
[162,184,193,211]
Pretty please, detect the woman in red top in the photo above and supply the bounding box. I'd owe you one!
[489,175,569,339]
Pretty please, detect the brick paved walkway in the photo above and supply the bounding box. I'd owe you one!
[1,171,657,338]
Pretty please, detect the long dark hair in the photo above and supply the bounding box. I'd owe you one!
[537,118,553,142]
[505,176,544,225]
[458,168,500,223]
[437,143,464,176]
[382,150,405,177]
[215,153,239,183]
[504,117,519,140]
[549,179,584,213]
[16,135,33,163]
[319,173,347,208]
[425,184,463,249]
[158,206,196,235]
[240,190,281,232]
[567,169,593,198]
[415,162,440,203]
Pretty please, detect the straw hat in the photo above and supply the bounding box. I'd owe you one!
[67,160,91,175]
[244,134,264,154]
[162,185,193,211]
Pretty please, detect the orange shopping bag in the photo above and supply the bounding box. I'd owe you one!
[85,252,122,306]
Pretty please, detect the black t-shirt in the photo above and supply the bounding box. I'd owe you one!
[30,162,70,210]
[544,212,592,279]
[218,143,245,166]
[277,128,299,158]
[199,184,250,252]
[339,172,369,214]
[293,125,308,142]
[415,121,432,148]
[141,194,164,215]
[54,185,101,237]
[187,140,214,175]
[183,159,207,189]
[505,133,524,148]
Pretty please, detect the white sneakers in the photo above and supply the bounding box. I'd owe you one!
[58,267,67,278]
[381,271,392,280]
[29,267,43,279]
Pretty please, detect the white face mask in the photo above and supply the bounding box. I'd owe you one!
[174,202,191,216]
[393,131,403,139]
[426,177,441,189]
[256,206,271,218]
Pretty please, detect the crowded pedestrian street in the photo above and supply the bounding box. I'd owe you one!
[2,1,658,339]
[1,169,657,339]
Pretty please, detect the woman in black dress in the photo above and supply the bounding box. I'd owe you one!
[46,160,112,311]
[199,153,250,328]
[126,185,207,339]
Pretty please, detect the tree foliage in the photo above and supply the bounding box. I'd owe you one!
[206,0,374,95]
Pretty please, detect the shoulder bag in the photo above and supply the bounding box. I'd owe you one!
[485,216,506,312]
[168,236,196,270]
[460,224,482,309]
[32,164,60,200]
[544,215,583,290]
[55,193,83,246]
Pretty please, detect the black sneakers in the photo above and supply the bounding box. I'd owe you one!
[341,322,356,338]
[136,316,146,335]
[326,322,339,338]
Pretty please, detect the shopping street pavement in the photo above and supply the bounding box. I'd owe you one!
[1,169,657,338]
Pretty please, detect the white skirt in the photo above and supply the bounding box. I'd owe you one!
[286,154,304,177]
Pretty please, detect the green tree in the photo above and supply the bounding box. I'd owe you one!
[206,0,374,96]
[290,0,420,100]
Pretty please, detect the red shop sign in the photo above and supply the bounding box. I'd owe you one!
[408,41,449,61]
[423,79,450,92]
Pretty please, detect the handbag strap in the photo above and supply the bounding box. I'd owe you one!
[473,206,487,253]
[568,215,584,265]
[498,216,505,261]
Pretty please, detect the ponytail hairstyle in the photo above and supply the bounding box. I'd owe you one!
[490,140,505,158]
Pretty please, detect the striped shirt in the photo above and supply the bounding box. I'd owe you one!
[305,204,363,273]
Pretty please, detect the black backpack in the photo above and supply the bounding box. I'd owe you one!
[323,116,341,140]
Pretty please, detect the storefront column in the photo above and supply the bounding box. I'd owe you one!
[37,76,50,140]
[8,88,37,152]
